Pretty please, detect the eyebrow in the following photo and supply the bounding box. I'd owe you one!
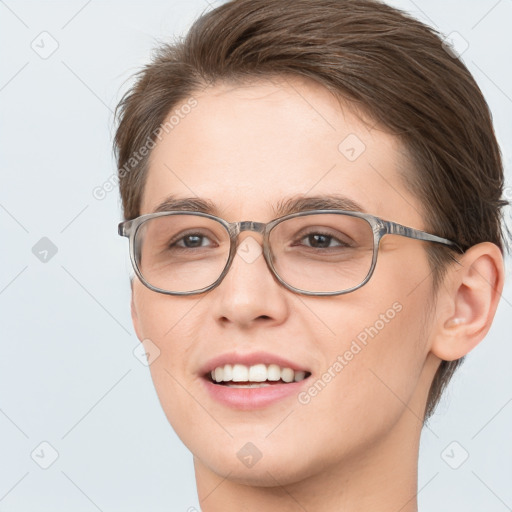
[152,196,221,215]
[151,194,366,217]
[272,194,366,216]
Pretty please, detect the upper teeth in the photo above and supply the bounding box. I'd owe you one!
[210,364,307,383]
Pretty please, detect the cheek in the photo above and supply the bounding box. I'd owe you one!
[347,263,432,443]
[131,283,200,413]
[314,296,425,401]
[133,284,190,338]
[300,250,432,430]
[288,293,429,472]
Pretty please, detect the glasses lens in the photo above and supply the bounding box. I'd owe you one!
[134,214,230,293]
[269,213,375,293]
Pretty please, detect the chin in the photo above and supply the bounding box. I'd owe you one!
[200,458,313,488]
[191,434,327,488]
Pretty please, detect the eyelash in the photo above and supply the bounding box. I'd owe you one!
[171,232,216,249]
[293,230,351,249]
[168,230,352,251]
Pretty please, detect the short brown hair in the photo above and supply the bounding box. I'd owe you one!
[114,0,509,421]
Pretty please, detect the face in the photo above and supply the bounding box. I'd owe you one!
[130,76,441,486]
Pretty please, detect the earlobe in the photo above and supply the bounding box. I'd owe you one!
[431,242,504,362]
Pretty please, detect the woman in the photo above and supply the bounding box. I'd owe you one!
[115,0,507,509]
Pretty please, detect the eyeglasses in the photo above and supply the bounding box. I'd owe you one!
[118,209,462,296]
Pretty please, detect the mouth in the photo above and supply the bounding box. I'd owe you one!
[206,363,311,388]
[200,356,312,409]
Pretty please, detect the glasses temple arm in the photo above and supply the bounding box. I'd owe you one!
[382,220,464,252]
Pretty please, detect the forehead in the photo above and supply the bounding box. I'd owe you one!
[142,77,422,226]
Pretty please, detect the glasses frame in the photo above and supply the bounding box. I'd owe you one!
[118,209,462,297]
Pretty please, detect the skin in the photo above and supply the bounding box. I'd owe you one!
[129,76,504,511]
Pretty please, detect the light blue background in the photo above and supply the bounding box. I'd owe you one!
[1,1,511,510]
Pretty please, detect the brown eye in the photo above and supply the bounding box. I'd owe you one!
[174,234,210,248]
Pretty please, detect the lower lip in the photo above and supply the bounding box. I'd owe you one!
[202,378,308,410]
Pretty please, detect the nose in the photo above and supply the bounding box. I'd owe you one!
[209,232,290,329]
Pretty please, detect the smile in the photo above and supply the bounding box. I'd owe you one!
[209,363,309,386]
[200,353,312,409]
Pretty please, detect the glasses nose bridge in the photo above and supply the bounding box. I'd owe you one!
[225,220,272,283]
[230,220,269,261]
[234,220,267,237]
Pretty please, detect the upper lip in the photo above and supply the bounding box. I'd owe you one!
[199,351,310,377]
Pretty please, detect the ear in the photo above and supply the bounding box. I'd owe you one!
[430,242,505,361]
[130,277,144,342]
